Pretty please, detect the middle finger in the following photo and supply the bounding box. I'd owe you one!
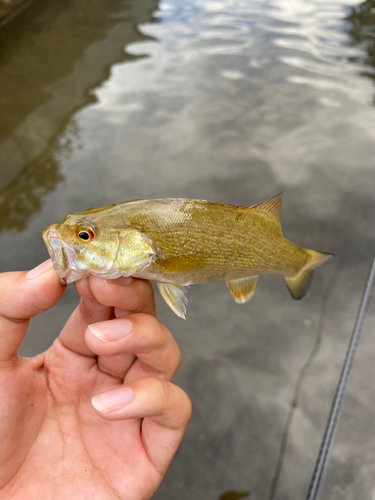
[85,313,181,382]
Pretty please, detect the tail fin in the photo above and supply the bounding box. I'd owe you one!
[285,249,333,300]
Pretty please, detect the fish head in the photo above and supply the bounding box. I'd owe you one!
[42,213,121,284]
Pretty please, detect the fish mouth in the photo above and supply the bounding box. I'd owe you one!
[42,225,85,284]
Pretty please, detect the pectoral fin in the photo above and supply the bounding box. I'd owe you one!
[226,276,258,303]
[157,282,188,319]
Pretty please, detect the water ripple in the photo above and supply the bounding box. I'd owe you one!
[125,0,373,104]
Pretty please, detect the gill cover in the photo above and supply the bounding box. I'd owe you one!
[116,229,161,276]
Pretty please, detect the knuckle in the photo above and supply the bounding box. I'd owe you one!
[138,283,156,313]
[174,387,192,427]
[164,383,192,428]
[137,375,169,403]
[79,298,108,325]
[112,279,154,313]
[79,300,92,321]
[133,314,165,351]
[158,378,172,408]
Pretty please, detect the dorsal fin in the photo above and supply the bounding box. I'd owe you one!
[252,192,283,223]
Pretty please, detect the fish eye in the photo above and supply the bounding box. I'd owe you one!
[77,228,95,242]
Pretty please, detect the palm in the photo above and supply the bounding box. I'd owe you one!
[0,269,190,500]
[10,345,159,499]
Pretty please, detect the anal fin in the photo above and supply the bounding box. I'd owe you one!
[226,276,258,304]
[157,282,188,319]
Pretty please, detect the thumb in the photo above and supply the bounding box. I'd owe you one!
[0,259,65,367]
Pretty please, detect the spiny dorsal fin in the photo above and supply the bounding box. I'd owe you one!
[225,276,258,304]
[252,192,283,223]
[157,282,188,319]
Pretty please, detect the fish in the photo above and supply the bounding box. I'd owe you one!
[42,194,332,319]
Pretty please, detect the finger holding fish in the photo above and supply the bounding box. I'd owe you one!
[59,295,112,357]
[73,275,156,316]
[88,276,157,317]
[58,276,156,357]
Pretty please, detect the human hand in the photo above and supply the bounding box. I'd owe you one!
[0,260,191,499]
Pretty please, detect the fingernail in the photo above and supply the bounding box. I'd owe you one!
[108,277,133,285]
[88,318,133,342]
[26,259,53,280]
[92,386,133,414]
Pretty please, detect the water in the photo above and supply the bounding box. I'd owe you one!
[1,0,375,498]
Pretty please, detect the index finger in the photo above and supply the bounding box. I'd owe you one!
[58,276,156,356]
[0,261,65,368]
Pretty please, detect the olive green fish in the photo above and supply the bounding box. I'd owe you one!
[43,194,332,318]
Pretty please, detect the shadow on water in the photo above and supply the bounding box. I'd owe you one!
[218,492,250,500]
[347,0,375,91]
[0,0,159,233]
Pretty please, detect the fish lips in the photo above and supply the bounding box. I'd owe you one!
[42,225,85,284]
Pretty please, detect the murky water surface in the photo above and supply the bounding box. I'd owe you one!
[1,0,375,498]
